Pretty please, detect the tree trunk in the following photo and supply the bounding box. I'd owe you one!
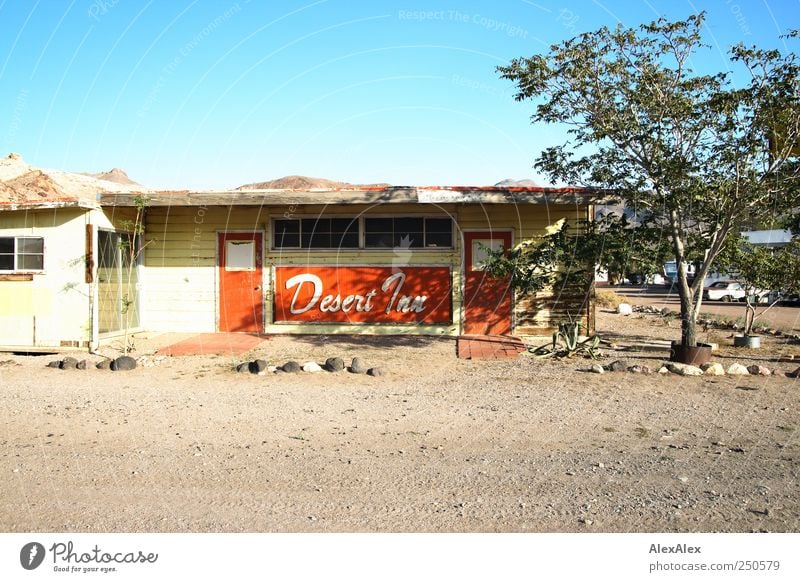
[744,300,756,336]
[679,295,697,346]
[674,263,698,347]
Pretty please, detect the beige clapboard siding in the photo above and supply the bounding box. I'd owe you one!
[145,207,220,275]
[137,203,591,334]
[100,207,138,229]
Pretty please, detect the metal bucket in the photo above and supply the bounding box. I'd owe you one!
[669,341,713,366]
[733,335,761,349]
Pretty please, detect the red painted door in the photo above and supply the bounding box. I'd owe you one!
[218,232,263,332]
[463,231,513,335]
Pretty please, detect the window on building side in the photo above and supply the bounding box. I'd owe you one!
[0,237,44,271]
[364,217,452,249]
[273,218,359,249]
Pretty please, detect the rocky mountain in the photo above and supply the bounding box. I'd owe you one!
[237,175,390,190]
[82,167,142,186]
[0,153,150,204]
[494,178,540,187]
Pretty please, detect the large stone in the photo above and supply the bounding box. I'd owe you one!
[302,362,323,373]
[627,365,652,374]
[281,361,301,373]
[349,357,368,374]
[59,357,79,370]
[589,364,604,374]
[701,362,725,376]
[47,360,61,368]
[726,363,750,376]
[76,360,87,370]
[235,362,250,374]
[657,364,670,374]
[616,303,633,315]
[667,362,703,376]
[367,367,384,377]
[96,359,112,370]
[110,356,137,371]
[747,365,771,376]
[249,359,268,374]
[324,357,345,372]
[785,366,800,378]
[606,360,628,372]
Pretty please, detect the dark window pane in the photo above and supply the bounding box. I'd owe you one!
[425,218,452,233]
[337,232,359,248]
[365,233,392,248]
[274,220,300,247]
[0,255,12,270]
[395,217,423,232]
[275,233,300,248]
[394,232,423,248]
[425,232,452,247]
[19,254,44,270]
[0,238,13,253]
[18,237,43,253]
[308,232,331,248]
[282,220,301,234]
[275,220,300,234]
[330,218,356,233]
[301,218,324,234]
[365,218,392,233]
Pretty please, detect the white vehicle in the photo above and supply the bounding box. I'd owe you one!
[703,281,769,302]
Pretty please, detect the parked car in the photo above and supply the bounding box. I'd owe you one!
[703,281,769,302]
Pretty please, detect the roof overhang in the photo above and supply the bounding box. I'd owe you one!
[0,198,97,212]
[99,186,604,207]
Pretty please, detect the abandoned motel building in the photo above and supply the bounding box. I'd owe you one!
[0,180,599,352]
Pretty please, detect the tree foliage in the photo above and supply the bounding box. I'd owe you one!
[716,238,800,336]
[497,13,800,346]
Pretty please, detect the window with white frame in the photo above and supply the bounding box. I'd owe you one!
[0,236,44,271]
[273,217,360,249]
[272,216,453,250]
[363,217,453,248]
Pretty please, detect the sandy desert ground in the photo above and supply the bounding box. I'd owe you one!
[0,310,797,533]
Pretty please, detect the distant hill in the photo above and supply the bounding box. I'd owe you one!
[237,175,390,190]
[0,153,150,204]
[494,178,540,187]
[82,167,142,187]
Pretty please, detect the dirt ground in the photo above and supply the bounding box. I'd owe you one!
[0,310,797,533]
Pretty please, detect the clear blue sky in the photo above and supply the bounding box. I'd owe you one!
[1,0,798,189]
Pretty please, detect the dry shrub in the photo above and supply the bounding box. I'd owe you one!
[595,289,626,309]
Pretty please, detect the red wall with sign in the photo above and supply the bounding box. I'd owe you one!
[274,266,452,324]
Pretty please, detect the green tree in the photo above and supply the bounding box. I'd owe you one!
[117,194,151,354]
[717,238,800,338]
[499,13,800,346]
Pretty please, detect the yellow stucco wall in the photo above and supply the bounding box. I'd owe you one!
[0,208,92,348]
